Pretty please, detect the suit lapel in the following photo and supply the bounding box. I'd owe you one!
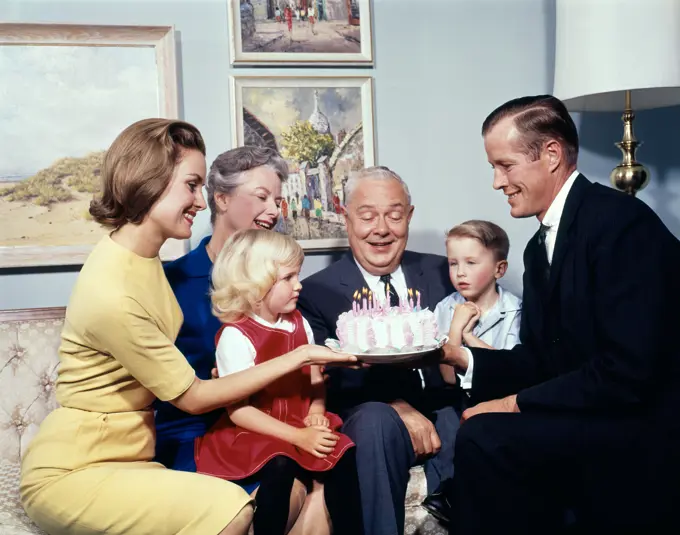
[547,175,590,297]
[338,253,371,305]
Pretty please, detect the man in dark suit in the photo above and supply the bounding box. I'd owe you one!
[298,166,458,535]
[442,95,680,534]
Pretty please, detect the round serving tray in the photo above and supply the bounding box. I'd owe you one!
[324,337,448,364]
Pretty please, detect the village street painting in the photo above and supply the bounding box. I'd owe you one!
[231,0,372,64]
[0,44,160,267]
[231,76,375,249]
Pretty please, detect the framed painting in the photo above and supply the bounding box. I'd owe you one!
[230,75,375,251]
[0,23,185,269]
[229,0,373,65]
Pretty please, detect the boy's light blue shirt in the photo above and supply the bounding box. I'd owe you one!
[433,285,522,351]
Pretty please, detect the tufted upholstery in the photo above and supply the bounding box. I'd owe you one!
[0,307,446,535]
[0,308,62,535]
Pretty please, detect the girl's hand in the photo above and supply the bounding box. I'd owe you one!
[304,413,330,428]
[295,344,358,367]
[293,426,338,458]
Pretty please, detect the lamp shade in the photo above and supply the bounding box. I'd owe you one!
[553,0,680,111]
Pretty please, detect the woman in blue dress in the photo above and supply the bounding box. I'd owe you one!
[155,146,332,534]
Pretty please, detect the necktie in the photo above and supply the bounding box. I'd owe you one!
[536,223,551,283]
[379,274,399,307]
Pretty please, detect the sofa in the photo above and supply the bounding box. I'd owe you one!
[0,307,447,535]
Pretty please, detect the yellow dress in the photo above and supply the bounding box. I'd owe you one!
[20,236,251,535]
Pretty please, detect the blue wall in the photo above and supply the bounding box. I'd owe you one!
[1,0,678,310]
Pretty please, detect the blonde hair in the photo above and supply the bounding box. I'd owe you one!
[211,229,304,323]
[446,220,510,262]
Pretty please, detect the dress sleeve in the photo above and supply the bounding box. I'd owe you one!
[90,296,195,401]
[302,317,315,344]
[215,327,257,377]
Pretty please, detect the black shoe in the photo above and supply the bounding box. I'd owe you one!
[421,483,453,525]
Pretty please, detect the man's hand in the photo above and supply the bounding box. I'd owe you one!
[461,394,519,422]
[390,400,441,459]
[441,343,470,371]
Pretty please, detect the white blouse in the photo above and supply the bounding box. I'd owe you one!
[216,313,315,377]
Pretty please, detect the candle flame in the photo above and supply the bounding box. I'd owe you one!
[408,288,413,297]
[362,287,368,295]
[353,290,359,300]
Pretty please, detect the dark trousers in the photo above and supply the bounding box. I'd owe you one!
[450,411,680,535]
[340,401,460,535]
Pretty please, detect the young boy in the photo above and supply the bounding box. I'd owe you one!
[422,220,522,523]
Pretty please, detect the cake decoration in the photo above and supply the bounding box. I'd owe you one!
[335,287,440,354]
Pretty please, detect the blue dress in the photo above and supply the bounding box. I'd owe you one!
[154,235,258,493]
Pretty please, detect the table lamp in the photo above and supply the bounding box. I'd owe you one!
[553,0,680,196]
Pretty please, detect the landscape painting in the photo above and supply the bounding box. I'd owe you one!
[231,76,375,250]
[229,0,373,65]
[0,24,181,268]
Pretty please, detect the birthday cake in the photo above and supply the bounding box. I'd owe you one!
[335,288,440,353]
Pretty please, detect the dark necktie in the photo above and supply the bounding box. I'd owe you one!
[536,223,551,283]
[379,274,399,307]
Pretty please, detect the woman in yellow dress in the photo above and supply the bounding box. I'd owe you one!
[19,118,357,535]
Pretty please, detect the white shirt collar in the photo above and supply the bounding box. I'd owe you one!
[248,312,292,330]
[354,258,405,287]
[449,285,521,314]
[541,170,580,229]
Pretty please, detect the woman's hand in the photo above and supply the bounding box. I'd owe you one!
[294,344,358,367]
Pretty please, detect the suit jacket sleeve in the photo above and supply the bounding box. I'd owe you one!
[468,343,544,404]
[297,284,333,344]
[517,207,677,412]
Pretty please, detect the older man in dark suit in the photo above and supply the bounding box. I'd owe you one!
[442,95,680,534]
[298,166,457,535]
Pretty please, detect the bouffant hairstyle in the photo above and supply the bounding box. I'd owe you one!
[89,118,206,228]
[211,229,304,323]
[446,220,510,262]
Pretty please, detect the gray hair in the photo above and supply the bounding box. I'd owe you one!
[206,146,288,224]
[343,166,412,206]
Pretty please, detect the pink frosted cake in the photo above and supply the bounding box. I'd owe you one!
[335,289,440,353]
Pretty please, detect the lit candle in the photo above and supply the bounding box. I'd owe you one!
[362,287,368,313]
[408,288,414,310]
[416,290,421,310]
[352,290,358,314]
[368,291,373,313]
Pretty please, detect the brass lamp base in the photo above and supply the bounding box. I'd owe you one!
[610,90,650,196]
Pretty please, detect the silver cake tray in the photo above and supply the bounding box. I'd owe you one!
[324,337,448,364]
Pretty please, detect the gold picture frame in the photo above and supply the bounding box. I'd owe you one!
[0,23,186,269]
[230,75,375,251]
[228,0,373,66]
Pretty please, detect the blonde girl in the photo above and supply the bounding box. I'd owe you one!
[195,229,364,535]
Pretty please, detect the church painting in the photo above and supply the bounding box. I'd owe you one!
[230,75,375,251]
